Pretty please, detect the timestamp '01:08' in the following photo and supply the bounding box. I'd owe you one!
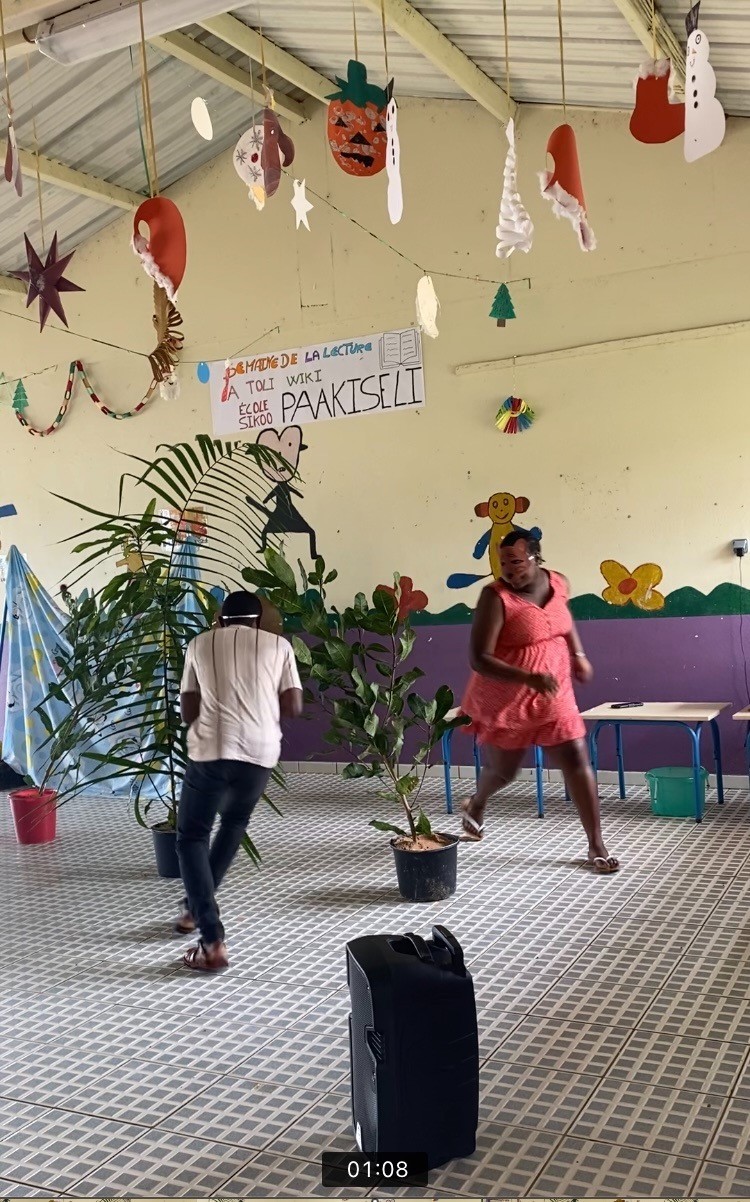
[348,1160,409,1179]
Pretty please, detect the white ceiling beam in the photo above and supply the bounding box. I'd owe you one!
[152,29,310,123]
[358,0,515,123]
[18,147,142,209]
[199,13,334,105]
[2,27,35,58]
[609,0,686,93]
[2,1,71,35]
[0,274,26,295]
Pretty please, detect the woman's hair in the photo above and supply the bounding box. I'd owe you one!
[500,528,544,562]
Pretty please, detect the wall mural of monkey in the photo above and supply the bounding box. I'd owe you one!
[447,491,542,589]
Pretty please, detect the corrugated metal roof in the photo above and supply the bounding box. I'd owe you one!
[0,1,746,272]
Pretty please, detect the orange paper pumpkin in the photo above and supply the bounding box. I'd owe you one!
[327,60,390,177]
[132,197,187,302]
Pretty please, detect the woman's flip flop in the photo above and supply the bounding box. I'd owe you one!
[589,855,620,875]
[460,799,485,842]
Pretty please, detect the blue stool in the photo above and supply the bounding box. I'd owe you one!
[441,727,546,819]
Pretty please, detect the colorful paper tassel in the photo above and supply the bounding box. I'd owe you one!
[495,396,535,434]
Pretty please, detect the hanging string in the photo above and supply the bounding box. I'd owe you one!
[24,57,45,252]
[256,1,269,99]
[380,0,390,80]
[137,0,159,196]
[0,0,12,115]
[502,0,510,101]
[351,0,359,61]
[556,0,567,119]
[651,0,658,62]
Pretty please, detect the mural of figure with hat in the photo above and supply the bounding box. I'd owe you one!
[247,426,318,561]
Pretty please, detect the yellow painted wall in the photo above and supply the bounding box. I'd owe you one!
[1,99,749,609]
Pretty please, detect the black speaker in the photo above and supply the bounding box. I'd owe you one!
[347,925,478,1170]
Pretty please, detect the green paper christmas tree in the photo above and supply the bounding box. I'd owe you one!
[12,380,28,413]
[489,283,516,327]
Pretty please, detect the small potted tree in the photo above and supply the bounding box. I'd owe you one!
[37,436,286,876]
[243,549,466,901]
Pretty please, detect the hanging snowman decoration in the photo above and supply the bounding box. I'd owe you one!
[684,2,725,162]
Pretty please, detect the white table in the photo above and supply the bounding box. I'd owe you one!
[732,709,750,787]
[581,702,731,823]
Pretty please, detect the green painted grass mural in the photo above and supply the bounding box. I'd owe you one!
[412,584,750,626]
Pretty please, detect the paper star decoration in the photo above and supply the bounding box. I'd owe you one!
[291,178,313,231]
[12,231,85,331]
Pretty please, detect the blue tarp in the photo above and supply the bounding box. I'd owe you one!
[0,540,209,794]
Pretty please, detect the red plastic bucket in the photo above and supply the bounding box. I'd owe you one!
[8,788,57,845]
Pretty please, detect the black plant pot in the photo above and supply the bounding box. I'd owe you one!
[151,824,181,879]
[391,834,459,902]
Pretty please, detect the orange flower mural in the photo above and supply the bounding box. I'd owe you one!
[600,560,665,611]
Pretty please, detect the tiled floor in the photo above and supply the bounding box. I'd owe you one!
[2,773,750,1196]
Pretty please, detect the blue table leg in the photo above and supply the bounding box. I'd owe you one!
[589,722,602,789]
[710,718,724,804]
[473,736,482,784]
[615,723,626,799]
[442,729,453,814]
[689,723,704,823]
[534,745,544,819]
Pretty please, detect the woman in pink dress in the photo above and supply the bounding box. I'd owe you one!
[461,530,619,874]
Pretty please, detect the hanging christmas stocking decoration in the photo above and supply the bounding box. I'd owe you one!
[630,60,685,142]
[684,2,725,162]
[538,124,596,252]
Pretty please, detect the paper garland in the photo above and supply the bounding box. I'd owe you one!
[495,396,535,434]
[496,118,533,258]
[684,2,725,163]
[11,361,160,437]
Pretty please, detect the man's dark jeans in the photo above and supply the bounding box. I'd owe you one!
[176,759,271,944]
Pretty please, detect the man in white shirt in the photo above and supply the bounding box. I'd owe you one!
[176,590,302,972]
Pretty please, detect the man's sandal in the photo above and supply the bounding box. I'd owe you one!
[183,941,229,973]
[460,799,485,842]
[174,910,196,935]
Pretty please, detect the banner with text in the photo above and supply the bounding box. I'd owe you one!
[208,327,425,436]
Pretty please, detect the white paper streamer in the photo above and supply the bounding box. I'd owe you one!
[496,119,533,258]
[416,274,439,339]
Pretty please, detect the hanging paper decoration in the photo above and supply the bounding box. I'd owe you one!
[386,91,403,223]
[327,61,389,177]
[10,361,160,437]
[117,542,155,574]
[496,118,533,258]
[132,197,186,303]
[2,99,21,197]
[684,2,725,163]
[630,60,685,143]
[489,283,516,327]
[196,362,210,384]
[11,232,85,332]
[495,396,535,434]
[131,198,187,401]
[538,124,596,252]
[416,274,439,339]
[190,97,213,141]
[234,108,295,210]
[291,178,313,230]
[12,379,27,413]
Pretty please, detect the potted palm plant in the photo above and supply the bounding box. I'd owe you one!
[37,436,286,876]
[243,548,466,901]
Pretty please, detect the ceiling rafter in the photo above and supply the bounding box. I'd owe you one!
[198,13,334,105]
[152,29,311,123]
[17,148,143,209]
[357,0,516,123]
[609,0,686,93]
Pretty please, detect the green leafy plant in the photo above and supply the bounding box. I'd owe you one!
[243,548,465,843]
[37,436,288,863]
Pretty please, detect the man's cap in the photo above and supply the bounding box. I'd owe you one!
[221,590,263,620]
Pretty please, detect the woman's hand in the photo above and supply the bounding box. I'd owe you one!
[573,655,594,684]
[527,672,559,695]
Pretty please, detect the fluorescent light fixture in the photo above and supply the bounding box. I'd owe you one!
[36,0,235,65]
